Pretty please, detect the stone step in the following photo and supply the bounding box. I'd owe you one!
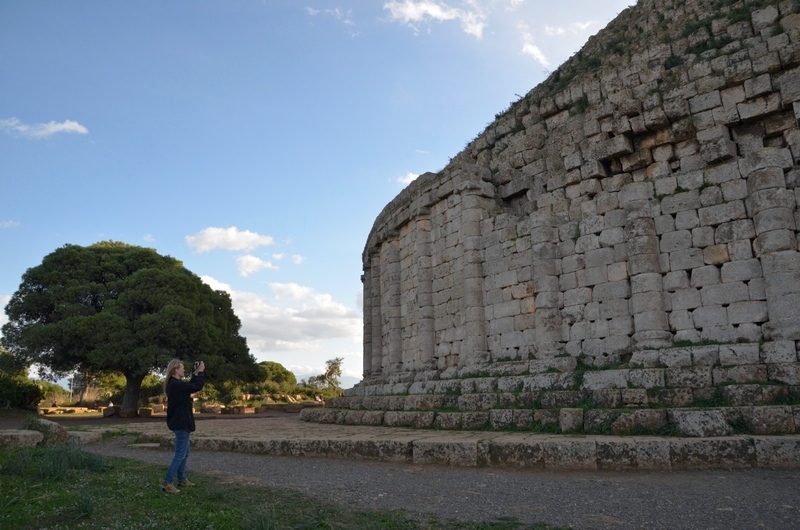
[133,429,800,470]
[330,382,799,412]
[301,404,800,437]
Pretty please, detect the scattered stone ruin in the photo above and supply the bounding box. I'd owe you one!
[302,0,800,437]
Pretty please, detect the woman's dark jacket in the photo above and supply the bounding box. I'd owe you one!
[166,372,205,432]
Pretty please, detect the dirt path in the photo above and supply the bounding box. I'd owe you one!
[84,435,800,530]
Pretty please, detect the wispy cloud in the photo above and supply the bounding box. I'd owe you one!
[384,0,486,39]
[398,172,420,185]
[186,226,275,253]
[1,220,20,229]
[545,20,597,36]
[306,5,360,36]
[236,254,279,276]
[291,254,305,265]
[272,253,286,260]
[519,22,549,67]
[202,277,361,352]
[143,234,155,242]
[0,117,88,138]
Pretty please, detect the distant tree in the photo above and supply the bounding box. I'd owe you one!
[2,242,260,411]
[0,345,42,410]
[300,357,343,391]
[37,379,69,406]
[322,357,343,390]
[258,361,297,388]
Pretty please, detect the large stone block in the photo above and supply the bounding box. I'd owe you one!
[0,430,44,450]
[712,365,768,385]
[719,344,760,366]
[698,201,746,226]
[669,409,732,437]
[666,366,713,388]
[542,439,598,470]
[768,363,800,385]
[761,341,798,363]
[581,370,630,390]
[742,406,796,434]
[669,438,756,469]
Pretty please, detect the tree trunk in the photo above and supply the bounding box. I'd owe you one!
[78,372,95,404]
[121,373,145,411]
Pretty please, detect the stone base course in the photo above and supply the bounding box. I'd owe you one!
[133,430,800,471]
[4,415,800,470]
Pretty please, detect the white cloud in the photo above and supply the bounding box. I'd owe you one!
[1,220,20,228]
[522,42,549,67]
[236,254,279,276]
[272,253,285,260]
[0,294,10,329]
[546,20,597,36]
[519,22,550,67]
[143,234,155,242]
[384,0,486,39]
[291,254,305,265]
[201,276,361,352]
[305,7,320,16]
[398,172,420,185]
[186,226,275,253]
[0,117,88,138]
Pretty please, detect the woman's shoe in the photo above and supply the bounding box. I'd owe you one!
[161,483,181,494]
[178,480,195,487]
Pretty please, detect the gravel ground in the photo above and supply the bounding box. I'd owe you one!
[81,436,800,530]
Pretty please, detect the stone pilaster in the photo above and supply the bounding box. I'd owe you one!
[742,149,800,341]
[625,195,671,350]
[458,181,493,367]
[415,210,436,370]
[361,267,372,378]
[370,251,383,375]
[530,209,563,357]
[381,237,403,374]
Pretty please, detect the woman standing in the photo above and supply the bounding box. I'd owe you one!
[161,358,205,494]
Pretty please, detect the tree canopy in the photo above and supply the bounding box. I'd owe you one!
[1,241,260,410]
[258,361,297,387]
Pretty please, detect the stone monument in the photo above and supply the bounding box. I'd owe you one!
[302,0,800,437]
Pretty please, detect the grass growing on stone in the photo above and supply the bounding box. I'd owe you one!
[0,445,565,530]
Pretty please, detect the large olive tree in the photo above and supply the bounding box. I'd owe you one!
[1,241,259,410]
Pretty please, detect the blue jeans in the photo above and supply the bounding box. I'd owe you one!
[163,430,190,485]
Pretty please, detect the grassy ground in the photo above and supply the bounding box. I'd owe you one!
[0,444,565,530]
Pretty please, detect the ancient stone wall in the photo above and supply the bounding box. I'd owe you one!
[304,0,800,436]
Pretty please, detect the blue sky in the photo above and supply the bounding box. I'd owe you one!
[1,0,634,388]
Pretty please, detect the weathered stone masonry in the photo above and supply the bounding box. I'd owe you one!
[304,0,800,437]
